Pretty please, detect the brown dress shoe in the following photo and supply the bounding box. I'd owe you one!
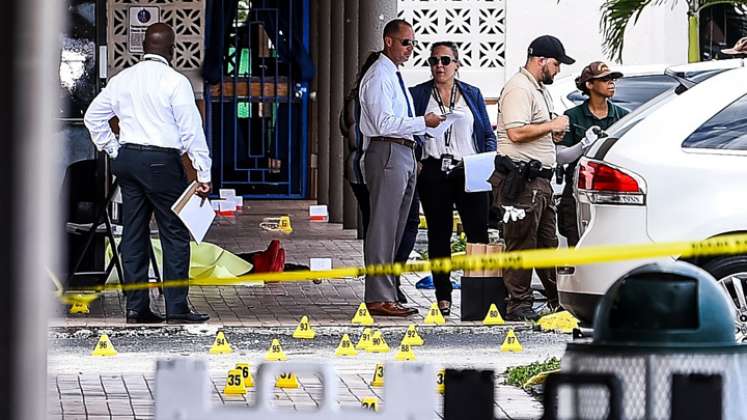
[366,302,418,317]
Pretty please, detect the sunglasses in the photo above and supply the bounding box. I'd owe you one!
[428,56,456,66]
[392,37,419,48]
[595,75,617,82]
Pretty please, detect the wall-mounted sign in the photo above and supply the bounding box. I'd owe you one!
[128,6,160,54]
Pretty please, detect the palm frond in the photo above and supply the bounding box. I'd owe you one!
[600,0,660,62]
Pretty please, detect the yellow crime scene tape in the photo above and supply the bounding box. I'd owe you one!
[56,233,747,303]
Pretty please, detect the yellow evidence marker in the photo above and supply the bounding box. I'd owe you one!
[361,397,379,412]
[401,324,424,346]
[335,334,358,356]
[275,371,299,389]
[500,329,523,352]
[482,304,505,326]
[424,302,446,325]
[223,368,246,395]
[436,369,446,394]
[91,334,118,357]
[264,338,288,361]
[69,302,90,314]
[370,363,385,387]
[235,362,254,388]
[278,216,293,234]
[367,330,390,353]
[394,342,416,361]
[209,330,233,354]
[355,328,373,350]
[292,315,316,339]
[351,303,375,325]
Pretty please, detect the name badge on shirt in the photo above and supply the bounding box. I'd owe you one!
[441,154,453,173]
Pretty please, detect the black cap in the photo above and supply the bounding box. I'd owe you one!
[527,35,575,65]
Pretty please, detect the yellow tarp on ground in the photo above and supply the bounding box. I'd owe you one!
[106,239,258,285]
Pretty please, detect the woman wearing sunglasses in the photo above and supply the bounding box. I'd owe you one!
[409,41,497,316]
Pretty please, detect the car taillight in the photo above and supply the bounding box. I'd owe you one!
[577,160,645,205]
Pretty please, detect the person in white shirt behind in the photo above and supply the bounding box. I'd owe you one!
[357,19,444,317]
[84,23,210,324]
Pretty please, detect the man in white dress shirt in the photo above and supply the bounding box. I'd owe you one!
[84,23,210,324]
[358,19,444,316]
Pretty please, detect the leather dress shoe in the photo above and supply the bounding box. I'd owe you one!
[126,309,164,324]
[438,300,451,316]
[166,311,210,324]
[366,302,418,317]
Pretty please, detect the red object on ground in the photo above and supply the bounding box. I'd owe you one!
[251,240,285,273]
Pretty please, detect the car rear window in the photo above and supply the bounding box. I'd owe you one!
[682,93,747,151]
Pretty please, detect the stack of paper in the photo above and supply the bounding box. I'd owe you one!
[171,181,216,244]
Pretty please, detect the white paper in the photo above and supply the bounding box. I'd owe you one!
[219,189,236,199]
[310,257,332,271]
[172,194,216,244]
[425,111,465,139]
[464,151,497,193]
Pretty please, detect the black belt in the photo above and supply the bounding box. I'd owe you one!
[494,155,554,180]
[372,136,416,150]
[122,143,180,154]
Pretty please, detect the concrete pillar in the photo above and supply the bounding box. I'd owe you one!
[341,0,359,230]
[316,0,331,205]
[358,0,397,68]
[328,2,345,223]
[309,0,319,198]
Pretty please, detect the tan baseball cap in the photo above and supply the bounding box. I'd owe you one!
[722,37,747,55]
[575,61,623,90]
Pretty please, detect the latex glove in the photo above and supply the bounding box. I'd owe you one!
[580,125,601,148]
[502,206,526,224]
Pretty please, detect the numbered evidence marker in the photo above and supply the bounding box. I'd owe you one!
[235,363,254,388]
[361,397,379,412]
[335,334,358,356]
[223,368,246,395]
[370,363,385,387]
[436,369,445,394]
[275,371,299,389]
[500,328,523,353]
[209,330,233,354]
[482,303,506,326]
[91,334,118,356]
[423,302,446,325]
[351,303,374,325]
[264,338,288,361]
[355,328,373,351]
[367,330,390,353]
[394,342,416,361]
[292,315,316,339]
[401,324,424,346]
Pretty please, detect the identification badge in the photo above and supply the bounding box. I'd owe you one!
[441,154,453,172]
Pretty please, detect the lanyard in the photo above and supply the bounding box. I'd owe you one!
[432,83,458,147]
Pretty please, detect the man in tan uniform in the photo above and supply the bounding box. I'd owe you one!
[490,35,573,321]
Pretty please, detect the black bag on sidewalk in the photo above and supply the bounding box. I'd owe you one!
[460,244,508,321]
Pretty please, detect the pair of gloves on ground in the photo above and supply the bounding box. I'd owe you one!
[502,126,604,224]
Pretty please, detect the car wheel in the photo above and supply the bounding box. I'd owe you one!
[701,256,747,343]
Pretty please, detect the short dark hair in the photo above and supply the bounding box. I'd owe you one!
[430,41,459,62]
[383,19,412,39]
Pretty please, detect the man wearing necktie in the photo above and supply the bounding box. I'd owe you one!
[358,19,444,316]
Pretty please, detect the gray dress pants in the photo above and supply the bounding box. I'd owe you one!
[363,140,417,302]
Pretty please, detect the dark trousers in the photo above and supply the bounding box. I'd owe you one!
[350,182,420,265]
[111,147,191,315]
[557,184,579,246]
[418,159,489,302]
[489,172,559,312]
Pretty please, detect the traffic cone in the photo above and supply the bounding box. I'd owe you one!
[275,371,299,389]
[223,368,246,395]
[69,302,90,314]
[367,330,389,353]
[361,397,379,411]
[351,303,374,325]
[264,338,288,361]
[209,330,233,354]
[292,315,316,339]
[394,342,416,361]
[91,334,117,356]
[436,368,445,394]
[335,334,358,356]
[235,362,254,389]
[370,363,385,387]
[424,303,445,325]
[482,304,505,326]
[401,324,424,346]
[355,328,373,351]
[500,329,523,352]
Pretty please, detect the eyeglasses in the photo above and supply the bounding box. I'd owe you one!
[428,56,456,66]
[392,37,419,48]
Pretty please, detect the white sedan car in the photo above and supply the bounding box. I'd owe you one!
[557,65,747,341]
